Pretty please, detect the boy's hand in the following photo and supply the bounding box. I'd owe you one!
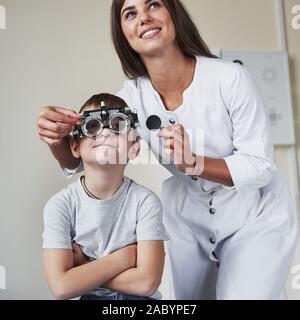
[37,106,82,147]
[72,242,137,268]
[72,242,89,267]
[101,244,137,290]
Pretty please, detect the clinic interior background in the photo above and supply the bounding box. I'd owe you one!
[0,0,300,299]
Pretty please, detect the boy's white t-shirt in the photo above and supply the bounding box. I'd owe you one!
[42,176,169,299]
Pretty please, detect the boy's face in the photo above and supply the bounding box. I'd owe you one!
[71,106,140,166]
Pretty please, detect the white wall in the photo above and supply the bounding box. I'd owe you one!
[0,0,299,299]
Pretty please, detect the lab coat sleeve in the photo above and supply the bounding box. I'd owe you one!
[42,193,73,249]
[221,64,277,192]
[60,160,84,178]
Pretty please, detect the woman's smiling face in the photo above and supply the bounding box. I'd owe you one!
[120,0,177,57]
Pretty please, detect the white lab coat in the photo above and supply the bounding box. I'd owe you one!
[65,55,298,299]
[117,55,298,299]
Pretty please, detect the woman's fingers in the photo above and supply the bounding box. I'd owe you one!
[162,124,185,135]
[163,136,181,149]
[38,117,74,135]
[37,106,81,147]
[159,127,183,144]
[43,106,81,118]
[39,135,63,147]
[52,106,82,119]
[38,128,67,140]
[158,124,195,168]
[159,129,184,160]
[39,106,81,126]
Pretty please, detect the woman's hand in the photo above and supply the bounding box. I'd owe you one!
[72,242,89,267]
[37,106,82,147]
[158,124,203,176]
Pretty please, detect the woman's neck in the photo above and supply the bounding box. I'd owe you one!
[142,47,196,96]
[83,164,125,200]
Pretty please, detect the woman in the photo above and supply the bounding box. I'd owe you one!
[37,0,297,299]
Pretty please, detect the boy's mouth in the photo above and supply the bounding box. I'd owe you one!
[93,143,116,149]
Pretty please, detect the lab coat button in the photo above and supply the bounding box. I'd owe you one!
[210,237,216,244]
[209,208,216,215]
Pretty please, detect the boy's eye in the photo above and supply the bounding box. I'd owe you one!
[111,117,128,134]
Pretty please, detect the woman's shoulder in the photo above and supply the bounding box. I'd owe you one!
[196,55,252,90]
[116,75,149,109]
[197,55,245,76]
[120,74,148,91]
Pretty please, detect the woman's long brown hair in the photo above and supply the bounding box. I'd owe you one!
[111,0,217,79]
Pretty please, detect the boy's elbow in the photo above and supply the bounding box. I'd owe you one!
[140,277,161,297]
[50,281,72,300]
[53,291,67,300]
[51,285,67,300]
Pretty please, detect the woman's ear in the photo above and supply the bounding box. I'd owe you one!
[70,137,81,159]
[128,141,140,161]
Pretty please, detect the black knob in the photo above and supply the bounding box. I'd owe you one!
[209,208,216,215]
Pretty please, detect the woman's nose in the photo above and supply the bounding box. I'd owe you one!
[140,13,153,26]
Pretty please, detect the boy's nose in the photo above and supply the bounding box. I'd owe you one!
[96,128,113,140]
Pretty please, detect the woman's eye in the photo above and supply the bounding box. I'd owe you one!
[149,1,161,9]
[125,11,136,20]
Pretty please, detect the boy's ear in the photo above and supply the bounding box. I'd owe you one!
[70,137,81,159]
[128,141,140,161]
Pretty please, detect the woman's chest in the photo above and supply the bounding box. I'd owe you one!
[138,87,234,157]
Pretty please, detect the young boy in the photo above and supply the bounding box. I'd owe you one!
[42,93,169,300]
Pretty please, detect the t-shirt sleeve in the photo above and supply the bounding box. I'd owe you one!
[136,192,169,242]
[42,193,73,249]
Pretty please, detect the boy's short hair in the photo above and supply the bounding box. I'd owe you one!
[79,93,128,113]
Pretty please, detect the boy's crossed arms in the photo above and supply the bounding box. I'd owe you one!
[43,240,165,300]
